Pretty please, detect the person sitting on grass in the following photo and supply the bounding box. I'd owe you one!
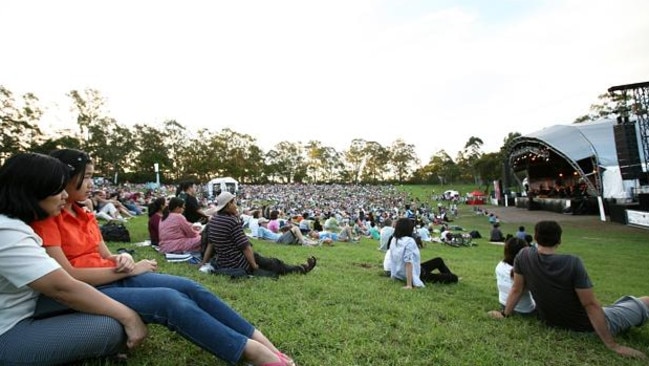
[494,237,535,315]
[378,218,394,251]
[203,191,317,278]
[388,218,459,289]
[147,197,166,247]
[489,222,505,242]
[31,148,296,366]
[489,220,649,359]
[157,197,202,254]
[257,218,315,245]
[0,152,147,365]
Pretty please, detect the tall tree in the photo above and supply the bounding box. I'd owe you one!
[389,139,419,182]
[68,89,108,146]
[344,139,368,183]
[267,141,304,183]
[132,123,172,183]
[574,92,629,123]
[460,136,484,185]
[161,120,189,181]
[362,141,389,183]
[0,86,44,162]
[421,150,458,185]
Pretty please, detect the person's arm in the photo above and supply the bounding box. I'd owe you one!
[199,242,214,267]
[576,288,646,358]
[45,246,157,286]
[29,268,148,349]
[242,245,258,271]
[95,239,135,273]
[489,272,525,319]
[404,262,413,289]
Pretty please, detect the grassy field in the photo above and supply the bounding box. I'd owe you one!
[96,185,649,366]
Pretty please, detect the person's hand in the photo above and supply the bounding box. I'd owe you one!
[610,344,646,358]
[113,253,135,273]
[487,310,505,319]
[122,311,148,349]
[131,259,157,276]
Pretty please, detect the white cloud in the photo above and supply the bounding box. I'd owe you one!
[2,0,648,163]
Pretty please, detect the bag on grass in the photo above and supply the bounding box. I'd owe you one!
[100,222,131,242]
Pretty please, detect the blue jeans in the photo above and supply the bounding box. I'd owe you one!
[99,272,254,365]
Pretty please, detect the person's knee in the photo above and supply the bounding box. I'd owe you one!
[639,296,649,308]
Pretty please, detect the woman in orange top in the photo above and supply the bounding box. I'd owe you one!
[31,149,295,366]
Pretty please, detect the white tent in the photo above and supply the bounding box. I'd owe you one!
[205,177,238,199]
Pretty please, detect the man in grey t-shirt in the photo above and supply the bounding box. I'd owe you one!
[491,220,649,359]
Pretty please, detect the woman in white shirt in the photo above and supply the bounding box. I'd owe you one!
[388,218,458,289]
[495,237,536,314]
[0,152,147,364]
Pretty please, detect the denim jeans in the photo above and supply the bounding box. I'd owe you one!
[98,272,254,365]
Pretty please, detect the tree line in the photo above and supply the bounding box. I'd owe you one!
[2,86,526,188]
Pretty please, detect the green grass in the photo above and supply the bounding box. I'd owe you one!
[96,188,649,366]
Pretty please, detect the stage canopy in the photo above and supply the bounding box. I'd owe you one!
[508,118,628,199]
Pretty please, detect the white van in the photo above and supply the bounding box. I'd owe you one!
[205,177,239,199]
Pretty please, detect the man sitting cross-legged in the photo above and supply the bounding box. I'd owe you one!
[489,220,649,359]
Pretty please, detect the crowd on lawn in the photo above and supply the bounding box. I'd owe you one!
[1,151,648,366]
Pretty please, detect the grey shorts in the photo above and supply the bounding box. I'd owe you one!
[603,295,649,335]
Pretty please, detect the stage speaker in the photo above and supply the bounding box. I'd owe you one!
[613,124,643,180]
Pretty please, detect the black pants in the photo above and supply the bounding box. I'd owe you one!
[254,252,304,275]
[420,257,458,284]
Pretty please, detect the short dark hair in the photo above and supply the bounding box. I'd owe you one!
[0,153,69,223]
[49,149,91,190]
[518,226,525,232]
[503,237,529,266]
[534,221,562,247]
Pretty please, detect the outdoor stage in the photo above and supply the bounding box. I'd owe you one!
[514,196,599,215]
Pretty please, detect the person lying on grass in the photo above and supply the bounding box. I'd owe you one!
[31,148,296,366]
[489,220,649,359]
[256,218,316,245]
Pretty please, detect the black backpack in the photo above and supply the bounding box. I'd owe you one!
[100,222,131,243]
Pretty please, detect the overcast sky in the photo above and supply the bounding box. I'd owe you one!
[2,0,648,162]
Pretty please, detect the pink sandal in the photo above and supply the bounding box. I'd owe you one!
[275,351,296,366]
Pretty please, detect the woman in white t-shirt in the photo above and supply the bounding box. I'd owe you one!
[495,237,536,314]
[388,218,458,289]
[0,152,147,364]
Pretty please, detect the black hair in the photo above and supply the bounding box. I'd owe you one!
[503,237,529,266]
[148,197,166,218]
[162,197,185,221]
[176,181,194,196]
[0,153,69,223]
[393,218,415,239]
[49,149,91,190]
[534,221,562,247]
[518,226,525,232]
